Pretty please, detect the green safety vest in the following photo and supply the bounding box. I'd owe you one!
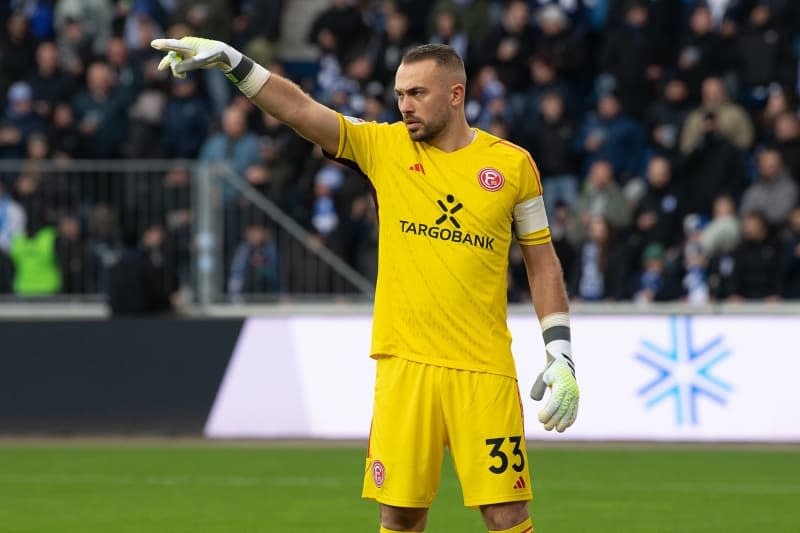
[10,226,62,295]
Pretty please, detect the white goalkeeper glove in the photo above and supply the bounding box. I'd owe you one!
[151,36,270,98]
[530,313,579,432]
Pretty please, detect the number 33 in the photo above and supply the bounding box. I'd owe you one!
[485,436,525,474]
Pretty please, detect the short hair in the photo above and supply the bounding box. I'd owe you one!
[401,44,466,81]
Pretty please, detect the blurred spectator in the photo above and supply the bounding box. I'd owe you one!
[123,2,165,54]
[774,111,800,181]
[54,14,93,79]
[431,0,491,43]
[0,81,44,159]
[161,165,193,284]
[107,224,173,316]
[71,62,129,158]
[235,0,284,50]
[0,181,26,254]
[47,102,80,160]
[630,155,684,256]
[739,147,798,227]
[56,213,86,294]
[199,105,260,201]
[574,159,631,240]
[374,10,419,87]
[573,90,644,181]
[515,53,574,135]
[465,65,508,129]
[781,206,800,298]
[755,83,793,143]
[429,7,469,66]
[600,0,661,117]
[645,76,691,157]
[479,0,536,92]
[308,0,368,63]
[680,77,754,155]
[736,3,795,108]
[634,241,681,303]
[162,75,210,158]
[228,220,281,298]
[700,195,741,258]
[1,12,38,98]
[175,0,232,118]
[26,41,75,123]
[728,210,782,301]
[85,205,119,293]
[526,90,578,215]
[106,36,143,108]
[176,0,231,41]
[570,215,629,301]
[9,210,61,296]
[676,4,725,104]
[10,0,55,41]
[54,0,113,56]
[682,239,710,306]
[533,4,587,87]
[311,181,340,238]
[682,110,747,218]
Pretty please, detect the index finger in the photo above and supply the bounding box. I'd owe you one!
[150,38,198,57]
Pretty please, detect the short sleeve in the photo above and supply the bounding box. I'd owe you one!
[334,113,381,177]
[513,151,550,245]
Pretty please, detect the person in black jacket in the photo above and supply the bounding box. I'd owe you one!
[781,206,800,299]
[729,210,782,301]
[682,112,747,218]
[107,225,173,316]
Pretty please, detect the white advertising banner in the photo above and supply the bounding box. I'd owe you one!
[205,314,800,441]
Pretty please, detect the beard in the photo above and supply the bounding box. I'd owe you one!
[405,112,448,143]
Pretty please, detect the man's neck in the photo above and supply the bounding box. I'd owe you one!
[428,119,475,153]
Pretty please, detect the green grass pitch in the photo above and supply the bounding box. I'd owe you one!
[0,442,798,532]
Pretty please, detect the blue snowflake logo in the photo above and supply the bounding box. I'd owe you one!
[635,316,733,426]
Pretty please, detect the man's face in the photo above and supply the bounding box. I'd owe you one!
[395,59,459,143]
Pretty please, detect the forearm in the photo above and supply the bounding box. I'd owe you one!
[248,74,339,154]
[526,248,570,321]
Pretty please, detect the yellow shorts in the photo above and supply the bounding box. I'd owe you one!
[362,356,532,508]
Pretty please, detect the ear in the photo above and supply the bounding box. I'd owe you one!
[450,83,465,107]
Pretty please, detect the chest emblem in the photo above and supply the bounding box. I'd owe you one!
[478,167,505,192]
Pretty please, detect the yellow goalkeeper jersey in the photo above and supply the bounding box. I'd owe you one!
[334,114,551,378]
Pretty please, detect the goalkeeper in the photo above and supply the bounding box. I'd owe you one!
[152,36,579,533]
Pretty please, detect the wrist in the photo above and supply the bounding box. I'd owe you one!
[540,312,574,371]
[224,55,271,98]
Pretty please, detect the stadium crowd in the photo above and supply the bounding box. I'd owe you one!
[2,0,800,306]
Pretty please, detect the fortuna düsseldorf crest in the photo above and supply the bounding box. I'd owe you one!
[478,167,505,191]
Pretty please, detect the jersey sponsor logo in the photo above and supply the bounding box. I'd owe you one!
[436,194,463,228]
[398,195,495,250]
[513,475,526,489]
[371,459,386,488]
[478,167,505,192]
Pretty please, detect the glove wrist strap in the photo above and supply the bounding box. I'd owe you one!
[225,55,271,98]
[541,312,574,375]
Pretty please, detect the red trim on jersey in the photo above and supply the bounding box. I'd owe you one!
[497,140,543,195]
[367,418,373,457]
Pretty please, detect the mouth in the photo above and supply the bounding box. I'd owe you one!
[404,119,421,130]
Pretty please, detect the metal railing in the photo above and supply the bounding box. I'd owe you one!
[0,160,375,306]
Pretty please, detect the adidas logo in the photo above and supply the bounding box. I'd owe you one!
[513,476,526,489]
[408,162,425,174]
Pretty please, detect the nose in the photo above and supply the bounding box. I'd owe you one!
[398,95,413,115]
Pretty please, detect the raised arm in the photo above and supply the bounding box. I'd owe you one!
[151,36,341,155]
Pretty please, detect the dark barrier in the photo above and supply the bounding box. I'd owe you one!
[0,319,243,434]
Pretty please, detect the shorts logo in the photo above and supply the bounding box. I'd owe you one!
[478,167,504,192]
[371,460,386,488]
